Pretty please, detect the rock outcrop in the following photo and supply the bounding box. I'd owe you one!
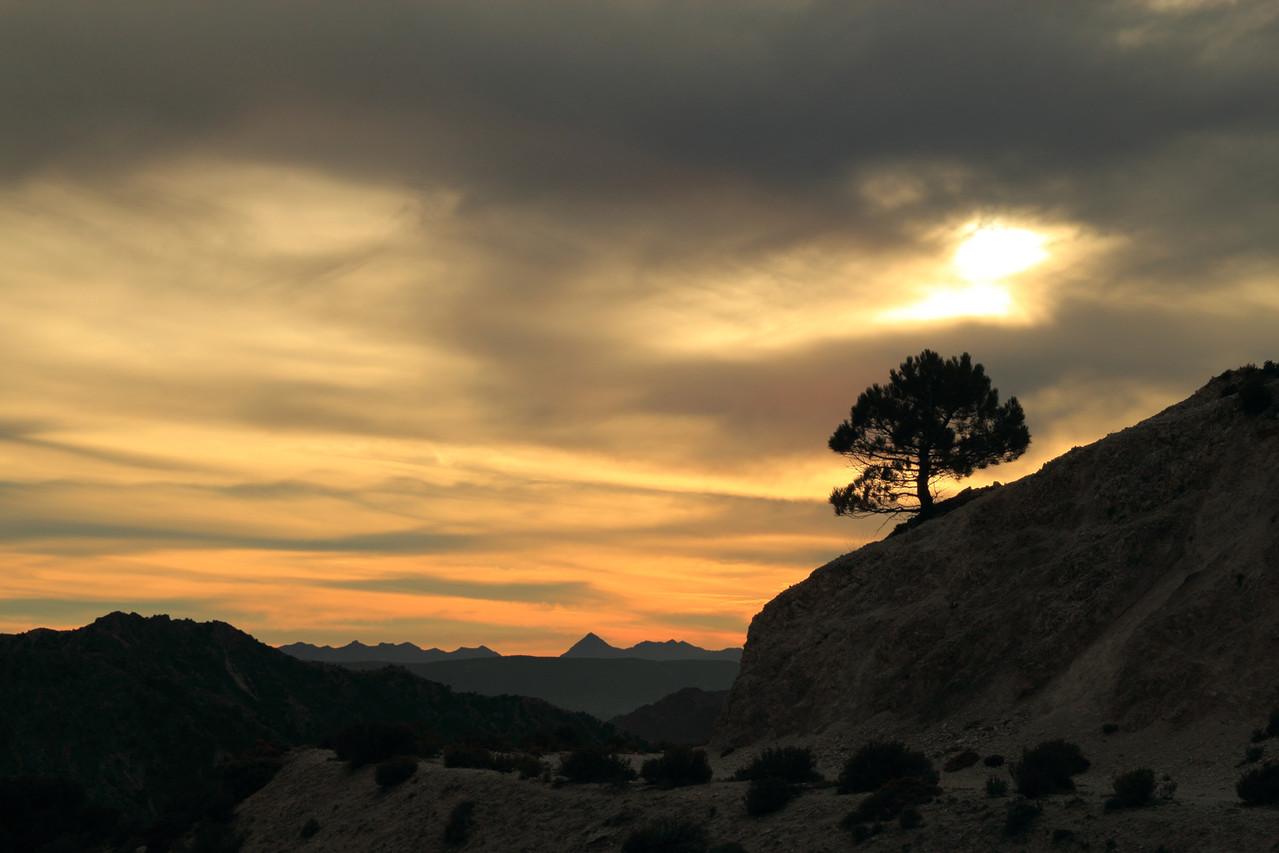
[716,367,1279,747]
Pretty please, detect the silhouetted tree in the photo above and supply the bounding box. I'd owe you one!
[828,350,1029,517]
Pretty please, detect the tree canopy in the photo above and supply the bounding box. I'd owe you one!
[828,350,1030,517]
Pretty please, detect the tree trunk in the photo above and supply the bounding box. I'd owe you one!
[916,450,933,514]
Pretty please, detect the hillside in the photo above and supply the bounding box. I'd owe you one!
[0,612,612,823]
[715,365,1279,748]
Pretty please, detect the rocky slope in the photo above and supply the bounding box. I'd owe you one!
[715,366,1279,749]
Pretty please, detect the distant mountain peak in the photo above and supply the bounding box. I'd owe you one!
[561,633,742,661]
[561,633,619,658]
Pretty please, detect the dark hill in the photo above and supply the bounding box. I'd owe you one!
[609,687,729,745]
[0,612,611,822]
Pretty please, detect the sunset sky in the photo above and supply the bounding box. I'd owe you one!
[3,0,1278,654]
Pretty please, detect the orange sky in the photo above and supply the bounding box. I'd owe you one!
[2,1,1277,654]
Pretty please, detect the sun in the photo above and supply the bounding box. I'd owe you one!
[954,226,1047,281]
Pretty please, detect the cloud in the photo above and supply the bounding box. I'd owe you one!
[3,0,1279,651]
[316,575,605,606]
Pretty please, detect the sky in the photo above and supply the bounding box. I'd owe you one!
[2,0,1277,655]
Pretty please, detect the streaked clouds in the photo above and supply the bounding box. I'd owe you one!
[2,0,1277,652]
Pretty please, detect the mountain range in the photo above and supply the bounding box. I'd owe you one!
[278,640,500,664]
[279,632,741,663]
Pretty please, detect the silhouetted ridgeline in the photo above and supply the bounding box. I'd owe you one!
[560,632,742,661]
[279,640,500,664]
[0,612,613,823]
[717,365,1279,747]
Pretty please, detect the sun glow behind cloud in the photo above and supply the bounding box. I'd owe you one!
[879,223,1053,324]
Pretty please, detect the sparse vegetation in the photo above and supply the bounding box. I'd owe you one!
[837,741,936,794]
[641,747,713,788]
[444,743,494,769]
[443,800,476,847]
[559,747,638,784]
[1237,762,1279,805]
[845,820,884,846]
[374,756,418,789]
[299,817,320,839]
[1003,798,1042,838]
[621,817,709,853]
[899,806,922,829]
[745,775,794,816]
[985,775,1008,798]
[943,750,980,772]
[983,754,1005,768]
[325,721,439,769]
[733,746,820,783]
[1102,723,1119,735]
[1010,740,1089,798]
[1105,768,1155,810]
[848,776,940,823]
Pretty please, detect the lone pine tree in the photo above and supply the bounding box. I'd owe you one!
[828,350,1030,517]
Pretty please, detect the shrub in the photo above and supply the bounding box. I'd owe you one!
[1245,746,1265,764]
[943,750,980,772]
[443,801,476,847]
[983,754,1005,768]
[850,776,940,822]
[1268,709,1279,739]
[621,817,709,853]
[515,754,545,779]
[1003,798,1042,838]
[443,743,493,769]
[985,775,1008,798]
[299,818,320,839]
[707,844,748,853]
[375,756,418,789]
[837,742,937,794]
[641,747,713,788]
[559,747,637,784]
[219,753,284,802]
[1102,723,1119,735]
[846,821,884,846]
[733,746,820,783]
[745,776,794,816]
[325,721,438,768]
[1010,740,1089,798]
[898,807,922,829]
[1105,768,1154,810]
[1237,763,1279,805]
[1237,369,1274,415]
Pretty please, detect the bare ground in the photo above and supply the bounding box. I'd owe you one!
[237,719,1279,853]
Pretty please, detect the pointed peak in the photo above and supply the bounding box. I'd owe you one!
[561,632,621,658]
